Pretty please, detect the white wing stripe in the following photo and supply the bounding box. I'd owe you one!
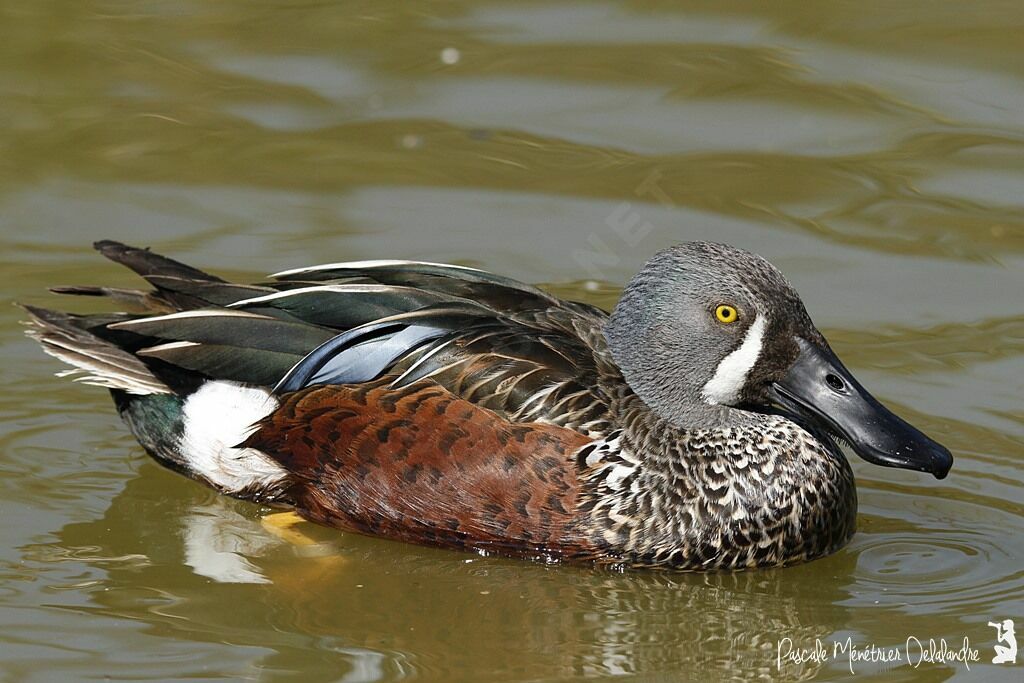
[270,259,486,279]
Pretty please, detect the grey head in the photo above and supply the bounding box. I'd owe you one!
[605,241,953,480]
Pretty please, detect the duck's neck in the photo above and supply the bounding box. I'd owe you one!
[581,384,857,569]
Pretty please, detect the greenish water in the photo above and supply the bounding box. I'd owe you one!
[1,2,1022,681]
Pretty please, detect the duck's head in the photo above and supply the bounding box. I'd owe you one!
[605,241,953,479]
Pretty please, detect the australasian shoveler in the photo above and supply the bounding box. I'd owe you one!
[25,240,952,569]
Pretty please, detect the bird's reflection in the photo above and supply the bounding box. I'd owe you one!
[48,462,855,681]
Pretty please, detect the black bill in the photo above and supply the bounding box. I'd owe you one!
[770,338,953,479]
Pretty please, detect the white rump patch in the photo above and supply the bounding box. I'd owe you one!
[181,381,287,493]
[701,315,767,405]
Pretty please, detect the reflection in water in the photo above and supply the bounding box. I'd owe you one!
[42,468,856,681]
[181,502,276,585]
[2,0,1024,680]
[32,453,1019,680]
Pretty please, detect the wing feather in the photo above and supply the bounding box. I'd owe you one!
[34,242,616,432]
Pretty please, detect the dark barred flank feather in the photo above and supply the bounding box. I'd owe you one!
[25,240,951,569]
[243,379,598,561]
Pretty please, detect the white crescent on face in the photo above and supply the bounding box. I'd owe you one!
[701,315,767,406]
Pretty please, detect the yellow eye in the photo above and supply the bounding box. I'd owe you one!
[715,305,738,324]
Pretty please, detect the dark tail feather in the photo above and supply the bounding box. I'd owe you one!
[93,240,225,283]
[48,285,177,313]
[90,240,242,310]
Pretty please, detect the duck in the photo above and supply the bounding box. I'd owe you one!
[25,240,952,570]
